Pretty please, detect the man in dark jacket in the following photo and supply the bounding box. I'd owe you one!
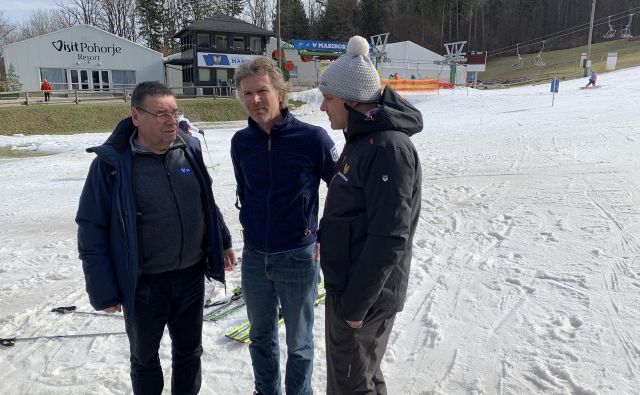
[318,35,422,395]
[76,81,235,395]
[231,57,337,395]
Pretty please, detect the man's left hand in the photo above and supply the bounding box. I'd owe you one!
[223,248,236,271]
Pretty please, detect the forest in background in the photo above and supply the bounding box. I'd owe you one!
[1,0,640,59]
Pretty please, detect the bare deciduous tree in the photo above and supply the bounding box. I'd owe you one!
[17,9,74,40]
[245,0,272,30]
[56,0,101,25]
[98,0,138,41]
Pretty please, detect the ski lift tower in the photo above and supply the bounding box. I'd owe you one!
[370,33,390,71]
[434,41,467,85]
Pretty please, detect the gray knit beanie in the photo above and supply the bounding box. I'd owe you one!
[319,35,381,103]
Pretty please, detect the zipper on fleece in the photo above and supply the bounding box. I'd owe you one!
[160,155,185,270]
[265,134,272,253]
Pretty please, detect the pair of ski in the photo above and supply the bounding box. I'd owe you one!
[0,306,126,347]
[1,287,244,347]
[203,287,245,321]
[225,282,326,344]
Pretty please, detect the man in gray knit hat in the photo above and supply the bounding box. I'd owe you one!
[319,35,423,395]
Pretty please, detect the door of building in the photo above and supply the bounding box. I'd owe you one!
[69,69,110,91]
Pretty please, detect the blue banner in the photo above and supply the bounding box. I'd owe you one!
[291,40,374,53]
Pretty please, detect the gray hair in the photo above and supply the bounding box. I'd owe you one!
[234,57,289,109]
[131,81,174,108]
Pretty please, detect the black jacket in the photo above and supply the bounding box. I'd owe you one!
[76,118,230,317]
[319,86,422,321]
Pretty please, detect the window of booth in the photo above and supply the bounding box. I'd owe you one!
[250,37,262,53]
[216,69,228,86]
[198,68,211,83]
[197,33,210,49]
[232,36,245,50]
[215,34,228,49]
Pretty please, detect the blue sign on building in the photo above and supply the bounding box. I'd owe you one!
[202,54,231,66]
[291,39,374,53]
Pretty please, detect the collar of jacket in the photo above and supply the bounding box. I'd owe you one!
[87,117,190,165]
[344,86,424,142]
[247,108,293,136]
[129,129,187,154]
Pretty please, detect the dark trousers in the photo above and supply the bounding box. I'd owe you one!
[325,293,396,395]
[44,92,50,102]
[125,263,205,395]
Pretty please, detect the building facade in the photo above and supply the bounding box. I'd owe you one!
[4,25,164,93]
[167,14,274,95]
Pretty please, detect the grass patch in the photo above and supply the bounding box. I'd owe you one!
[0,98,247,136]
[0,146,53,158]
[480,39,640,84]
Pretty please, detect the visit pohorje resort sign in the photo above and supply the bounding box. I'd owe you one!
[51,39,123,62]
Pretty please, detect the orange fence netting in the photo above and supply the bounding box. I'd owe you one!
[381,79,454,91]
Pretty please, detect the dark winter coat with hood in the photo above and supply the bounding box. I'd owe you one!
[75,117,231,317]
[319,86,422,322]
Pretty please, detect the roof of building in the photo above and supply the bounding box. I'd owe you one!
[4,24,162,55]
[173,14,274,38]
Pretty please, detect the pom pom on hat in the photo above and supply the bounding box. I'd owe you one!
[347,35,370,57]
[319,35,381,103]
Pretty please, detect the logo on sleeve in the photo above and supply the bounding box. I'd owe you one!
[330,146,339,161]
[178,167,192,175]
[382,175,388,182]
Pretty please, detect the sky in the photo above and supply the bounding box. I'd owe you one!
[1,0,60,25]
[1,67,639,394]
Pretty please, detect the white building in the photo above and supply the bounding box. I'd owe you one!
[378,41,467,85]
[265,38,467,88]
[3,25,164,92]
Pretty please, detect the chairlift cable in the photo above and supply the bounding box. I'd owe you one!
[488,7,640,57]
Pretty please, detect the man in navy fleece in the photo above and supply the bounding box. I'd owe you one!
[231,57,337,395]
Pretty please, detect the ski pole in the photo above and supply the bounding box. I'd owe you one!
[1,331,127,347]
[198,129,216,169]
[51,305,122,318]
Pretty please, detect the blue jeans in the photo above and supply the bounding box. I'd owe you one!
[241,244,319,395]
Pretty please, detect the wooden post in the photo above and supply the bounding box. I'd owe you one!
[75,90,79,104]
[25,91,30,106]
[123,88,128,102]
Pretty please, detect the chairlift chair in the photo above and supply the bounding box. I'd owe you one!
[512,43,523,69]
[620,14,634,39]
[534,40,546,67]
[603,16,616,39]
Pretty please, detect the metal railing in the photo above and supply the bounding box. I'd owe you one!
[169,85,236,99]
[0,84,238,107]
[0,88,131,106]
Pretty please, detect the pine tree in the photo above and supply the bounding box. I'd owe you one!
[219,0,246,17]
[319,0,360,41]
[361,0,382,39]
[6,64,22,92]
[273,0,310,41]
[137,0,169,52]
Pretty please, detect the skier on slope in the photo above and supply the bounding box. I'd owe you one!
[585,70,598,88]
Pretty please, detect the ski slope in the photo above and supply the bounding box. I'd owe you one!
[1,67,639,394]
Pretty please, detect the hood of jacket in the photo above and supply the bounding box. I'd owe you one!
[344,86,423,142]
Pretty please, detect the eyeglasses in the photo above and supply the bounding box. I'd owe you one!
[136,107,183,122]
